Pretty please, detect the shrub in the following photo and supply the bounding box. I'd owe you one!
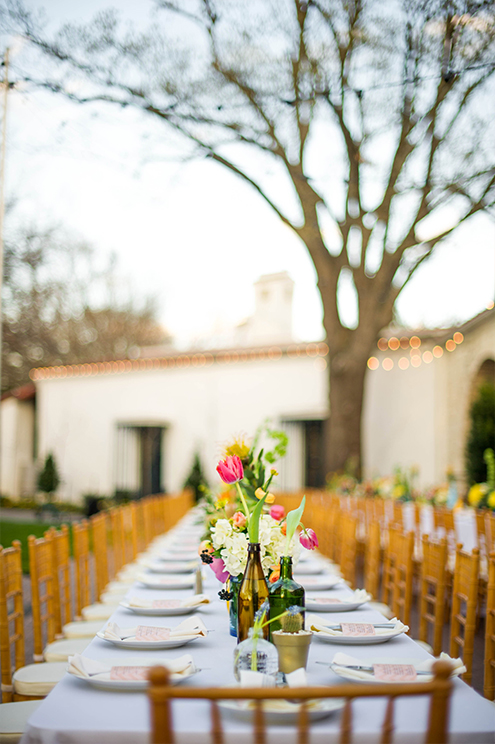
[465,382,495,484]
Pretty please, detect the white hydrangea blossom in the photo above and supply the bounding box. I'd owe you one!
[210,513,303,578]
[221,531,249,576]
[211,519,233,550]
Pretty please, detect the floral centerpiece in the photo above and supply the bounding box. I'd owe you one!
[199,425,318,640]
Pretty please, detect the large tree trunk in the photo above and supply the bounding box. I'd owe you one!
[325,351,368,480]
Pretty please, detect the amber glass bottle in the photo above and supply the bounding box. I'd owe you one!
[237,543,269,642]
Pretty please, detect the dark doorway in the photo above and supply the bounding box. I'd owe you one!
[304,420,325,487]
[140,427,163,496]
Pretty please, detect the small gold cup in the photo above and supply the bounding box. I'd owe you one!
[271,630,313,674]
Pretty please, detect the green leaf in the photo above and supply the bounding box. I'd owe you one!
[285,496,306,544]
[248,493,268,543]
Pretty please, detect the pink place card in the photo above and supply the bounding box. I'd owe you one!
[110,666,149,681]
[340,623,376,636]
[135,626,171,641]
[302,578,317,584]
[152,600,182,609]
[372,664,417,681]
[312,597,342,604]
[159,577,182,584]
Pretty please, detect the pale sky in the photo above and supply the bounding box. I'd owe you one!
[3,0,494,348]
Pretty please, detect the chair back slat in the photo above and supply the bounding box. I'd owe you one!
[210,699,224,744]
[253,699,265,744]
[381,697,394,744]
[340,698,352,744]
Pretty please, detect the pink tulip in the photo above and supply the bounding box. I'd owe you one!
[233,511,247,529]
[210,556,230,583]
[299,528,319,550]
[216,455,244,484]
[269,505,285,521]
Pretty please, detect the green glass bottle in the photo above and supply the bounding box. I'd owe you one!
[268,556,305,637]
[237,543,269,643]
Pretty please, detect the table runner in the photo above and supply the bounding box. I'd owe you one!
[20,511,495,744]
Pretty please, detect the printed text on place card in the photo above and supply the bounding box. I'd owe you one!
[373,664,417,681]
[340,623,376,636]
[135,626,171,641]
[110,666,149,681]
[312,598,342,604]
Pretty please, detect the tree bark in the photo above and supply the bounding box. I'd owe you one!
[325,349,368,480]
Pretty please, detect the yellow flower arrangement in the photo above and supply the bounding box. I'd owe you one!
[224,435,251,463]
[468,483,488,507]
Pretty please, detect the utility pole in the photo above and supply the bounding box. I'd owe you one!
[0,48,10,472]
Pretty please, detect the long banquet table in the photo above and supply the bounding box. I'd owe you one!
[21,511,495,744]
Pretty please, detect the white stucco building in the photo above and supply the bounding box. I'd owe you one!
[1,272,494,502]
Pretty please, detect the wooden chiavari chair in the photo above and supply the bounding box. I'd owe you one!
[418,535,448,657]
[148,662,454,744]
[28,534,90,663]
[338,513,357,588]
[381,525,412,612]
[0,541,66,703]
[449,544,480,686]
[72,520,92,620]
[483,551,495,700]
[45,525,104,639]
[364,520,381,600]
[391,529,415,628]
[89,512,110,601]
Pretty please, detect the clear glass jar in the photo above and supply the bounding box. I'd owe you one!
[233,628,279,682]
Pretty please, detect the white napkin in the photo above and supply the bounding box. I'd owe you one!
[331,651,467,681]
[102,615,208,641]
[308,615,407,636]
[127,594,210,609]
[68,653,195,680]
[285,668,307,687]
[239,670,276,688]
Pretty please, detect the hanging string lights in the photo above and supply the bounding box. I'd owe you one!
[367,332,465,372]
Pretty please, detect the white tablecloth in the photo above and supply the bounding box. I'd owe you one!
[20,513,495,744]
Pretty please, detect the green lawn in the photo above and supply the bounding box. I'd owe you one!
[0,521,73,573]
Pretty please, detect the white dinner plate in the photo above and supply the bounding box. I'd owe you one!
[156,553,198,563]
[96,631,200,650]
[218,697,345,724]
[297,576,343,590]
[119,600,199,616]
[138,575,195,590]
[305,597,369,612]
[148,561,197,574]
[69,659,199,691]
[293,563,323,575]
[312,625,406,645]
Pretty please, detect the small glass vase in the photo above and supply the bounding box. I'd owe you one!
[233,628,278,681]
[237,543,269,642]
[227,574,243,637]
[268,556,305,638]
